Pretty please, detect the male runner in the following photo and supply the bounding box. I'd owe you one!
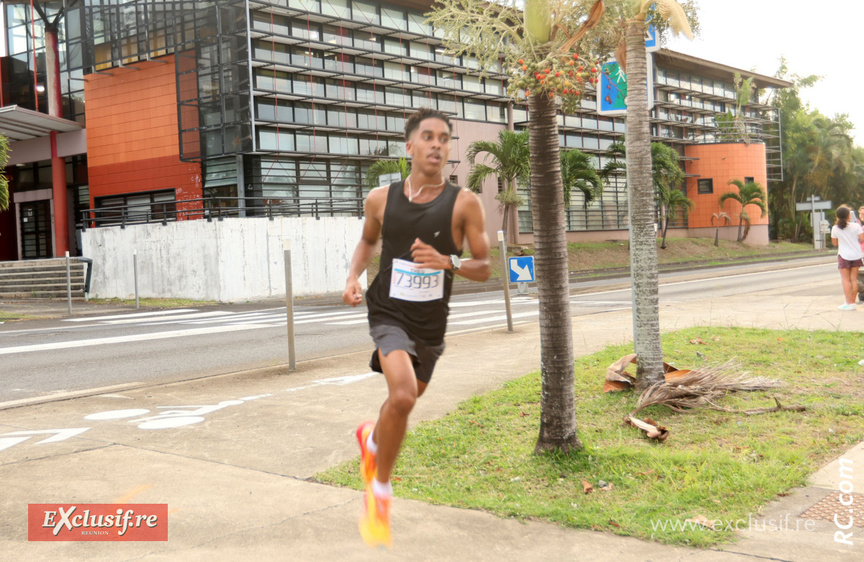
[342,107,491,548]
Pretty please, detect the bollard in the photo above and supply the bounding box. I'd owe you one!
[498,231,513,332]
[65,251,72,315]
[133,250,139,309]
[283,240,296,371]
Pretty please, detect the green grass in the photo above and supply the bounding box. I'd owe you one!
[316,327,864,547]
[563,239,813,273]
[369,239,814,285]
[0,311,43,322]
[87,297,217,308]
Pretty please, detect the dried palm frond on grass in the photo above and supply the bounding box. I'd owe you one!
[624,361,806,440]
[629,360,788,418]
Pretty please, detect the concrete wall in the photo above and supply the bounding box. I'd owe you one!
[80,217,365,302]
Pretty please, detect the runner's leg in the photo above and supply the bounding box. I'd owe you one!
[373,348,426,484]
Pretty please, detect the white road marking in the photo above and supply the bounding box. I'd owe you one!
[63,309,198,322]
[448,310,540,326]
[0,428,90,452]
[0,324,267,356]
[99,311,232,325]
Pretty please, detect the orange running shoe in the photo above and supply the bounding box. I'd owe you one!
[356,421,377,484]
[358,484,392,549]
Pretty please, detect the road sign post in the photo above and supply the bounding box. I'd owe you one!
[795,196,832,251]
[284,239,296,371]
[497,231,513,333]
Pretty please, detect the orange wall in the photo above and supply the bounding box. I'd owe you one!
[84,56,201,206]
[684,143,768,229]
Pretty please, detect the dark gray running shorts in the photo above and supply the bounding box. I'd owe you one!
[369,323,445,384]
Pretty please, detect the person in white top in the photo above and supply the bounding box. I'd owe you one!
[830,205,864,310]
[858,206,864,303]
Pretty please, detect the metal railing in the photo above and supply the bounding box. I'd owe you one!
[78,196,365,230]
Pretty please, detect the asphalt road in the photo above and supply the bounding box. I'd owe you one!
[0,256,838,407]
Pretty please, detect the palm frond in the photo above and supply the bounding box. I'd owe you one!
[466,164,498,193]
[364,158,410,189]
[631,361,782,416]
[640,0,694,39]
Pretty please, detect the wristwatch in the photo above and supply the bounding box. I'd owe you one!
[449,254,461,271]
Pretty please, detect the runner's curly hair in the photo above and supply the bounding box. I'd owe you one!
[404,108,452,141]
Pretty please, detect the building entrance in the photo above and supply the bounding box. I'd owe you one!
[20,200,53,259]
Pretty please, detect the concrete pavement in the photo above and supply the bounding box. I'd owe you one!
[1,260,863,561]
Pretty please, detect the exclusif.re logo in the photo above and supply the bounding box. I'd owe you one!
[28,504,168,541]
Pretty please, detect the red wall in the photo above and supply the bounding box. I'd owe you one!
[684,142,769,229]
[84,56,201,208]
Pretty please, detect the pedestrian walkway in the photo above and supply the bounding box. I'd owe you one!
[0,263,861,561]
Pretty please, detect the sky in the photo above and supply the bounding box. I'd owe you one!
[2,1,860,142]
[665,1,864,142]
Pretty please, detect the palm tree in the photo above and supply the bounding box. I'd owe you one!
[0,134,9,211]
[428,0,696,451]
[720,179,767,242]
[364,157,410,190]
[560,148,603,208]
[599,140,691,249]
[711,210,732,246]
[659,188,694,249]
[466,129,530,239]
[619,0,694,389]
[651,143,689,248]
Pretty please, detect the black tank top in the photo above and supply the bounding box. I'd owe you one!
[366,180,462,346]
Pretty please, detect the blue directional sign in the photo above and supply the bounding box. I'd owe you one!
[508,256,535,283]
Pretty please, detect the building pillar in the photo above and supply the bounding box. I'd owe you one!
[50,131,69,256]
[46,25,69,256]
[45,24,63,117]
[237,154,246,217]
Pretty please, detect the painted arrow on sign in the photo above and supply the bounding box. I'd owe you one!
[0,428,90,452]
[509,256,535,282]
[511,262,532,281]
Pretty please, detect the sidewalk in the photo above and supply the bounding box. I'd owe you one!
[1,259,862,561]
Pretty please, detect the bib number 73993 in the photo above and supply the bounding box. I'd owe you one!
[389,258,445,302]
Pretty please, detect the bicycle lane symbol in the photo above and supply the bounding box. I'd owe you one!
[84,394,272,430]
[1,373,378,453]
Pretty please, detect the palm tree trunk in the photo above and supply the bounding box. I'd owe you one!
[625,20,664,390]
[501,204,510,238]
[660,205,668,249]
[737,218,743,242]
[528,91,582,454]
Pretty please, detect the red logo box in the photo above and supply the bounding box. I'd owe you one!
[28,504,168,541]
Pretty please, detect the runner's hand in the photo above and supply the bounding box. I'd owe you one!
[343,278,363,307]
[410,238,447,270]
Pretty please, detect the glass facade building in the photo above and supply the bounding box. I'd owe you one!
[0,0,789,260]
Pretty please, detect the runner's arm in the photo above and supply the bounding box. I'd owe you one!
[343,190,384,306]
[454,190,491,282]
[408,190,490,282]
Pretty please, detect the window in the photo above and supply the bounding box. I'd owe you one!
[744,177,754,184]
[698,179,713,194]
[450,175,459,186]
[95,190,177,225]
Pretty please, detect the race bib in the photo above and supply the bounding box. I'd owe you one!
[389,258,445,302]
